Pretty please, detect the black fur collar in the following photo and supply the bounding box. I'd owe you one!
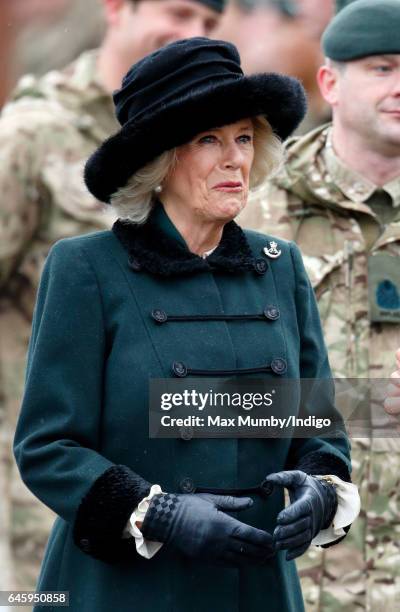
[112,210,259,277]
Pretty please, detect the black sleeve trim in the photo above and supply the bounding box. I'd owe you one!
[73,464,152,563]
[293,450,351,483]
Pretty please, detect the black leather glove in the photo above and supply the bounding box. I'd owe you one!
[141,492,275,566]
[264,470,338,561]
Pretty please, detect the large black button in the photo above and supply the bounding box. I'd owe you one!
[128,256,141,272]
[254,259,267,275]
[264,305,280,321]
[172,361,188,377]
[152,309,167,324]
[259,479,274,498]
[179,477,195,492]
[271,358,287,375]
[79,538,91,552]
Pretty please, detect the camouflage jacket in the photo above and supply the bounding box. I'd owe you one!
[0,49,117,299]
[239,124,400,451]
[239,126,400,611]
[0,51,116,593]
[0,50,117,428]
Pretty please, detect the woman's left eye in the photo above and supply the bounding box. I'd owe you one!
[237,134,253,144]
[197,134,253,145]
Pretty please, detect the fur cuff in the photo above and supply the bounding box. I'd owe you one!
[73,465,152,563]
[294,451,351,483]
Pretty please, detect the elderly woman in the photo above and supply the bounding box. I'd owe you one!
[13,38,359,612]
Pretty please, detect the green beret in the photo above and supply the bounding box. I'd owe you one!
[323,0,400,61]
[194,0,226,13]
[235,0,297,16]
[335,0,358,12]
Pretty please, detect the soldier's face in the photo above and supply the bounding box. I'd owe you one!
[330,55,400,152]
[113,0,220,65]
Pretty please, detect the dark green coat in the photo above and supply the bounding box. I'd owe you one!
[14,204,352,612]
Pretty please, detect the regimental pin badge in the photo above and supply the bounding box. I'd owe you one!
[263,241,282,259]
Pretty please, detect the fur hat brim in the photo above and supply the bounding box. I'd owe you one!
[84,73,307,203]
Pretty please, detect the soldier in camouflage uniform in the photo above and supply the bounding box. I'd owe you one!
[239,1,400,610]
[0,0,225,594]
[384,348,400,415]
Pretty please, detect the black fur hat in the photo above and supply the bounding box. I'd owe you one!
[84,37,307,204]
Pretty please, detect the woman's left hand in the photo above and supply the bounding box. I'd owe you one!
[264,470,337,561]
[384,348,400,416]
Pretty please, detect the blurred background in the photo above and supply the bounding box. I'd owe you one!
[1,0,335,127]
[0,0,104,107]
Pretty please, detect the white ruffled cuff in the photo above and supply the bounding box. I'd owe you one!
[121,475,359,555]
[311,474,361,546]
[122,484,165,558]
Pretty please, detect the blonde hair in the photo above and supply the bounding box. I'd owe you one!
[109,149,178,225]
[250,115,284,188]
[110,115,284,224]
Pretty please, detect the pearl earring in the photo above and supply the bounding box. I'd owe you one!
[154,185,162,193]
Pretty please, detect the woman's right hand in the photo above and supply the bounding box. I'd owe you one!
[141,492,274,566]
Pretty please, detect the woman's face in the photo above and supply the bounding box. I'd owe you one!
[161,119,255,223]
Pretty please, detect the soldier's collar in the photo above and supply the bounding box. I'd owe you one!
[324,128,400,207]
[67,49,104,93]
[112,201,258,277]
[64,49,114,114]
[62,49,117,131]
[385,178,400,208]
[273,124,341,205]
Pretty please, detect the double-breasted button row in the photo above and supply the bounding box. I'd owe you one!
[130,256,269,275]
[172,359,287,377]
[152,306,280,323]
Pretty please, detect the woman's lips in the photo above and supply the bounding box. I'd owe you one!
[213,182,243,192]
[383,110,400,117]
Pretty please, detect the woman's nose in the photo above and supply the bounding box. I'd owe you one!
[222,143,245,168]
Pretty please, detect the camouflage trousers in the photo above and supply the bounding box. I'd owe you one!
[298,439,400,611]
[0,307,56,596]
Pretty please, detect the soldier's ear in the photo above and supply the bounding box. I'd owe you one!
[102,0,127,26]
[396,347,400,369]
[317,63,340,108]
